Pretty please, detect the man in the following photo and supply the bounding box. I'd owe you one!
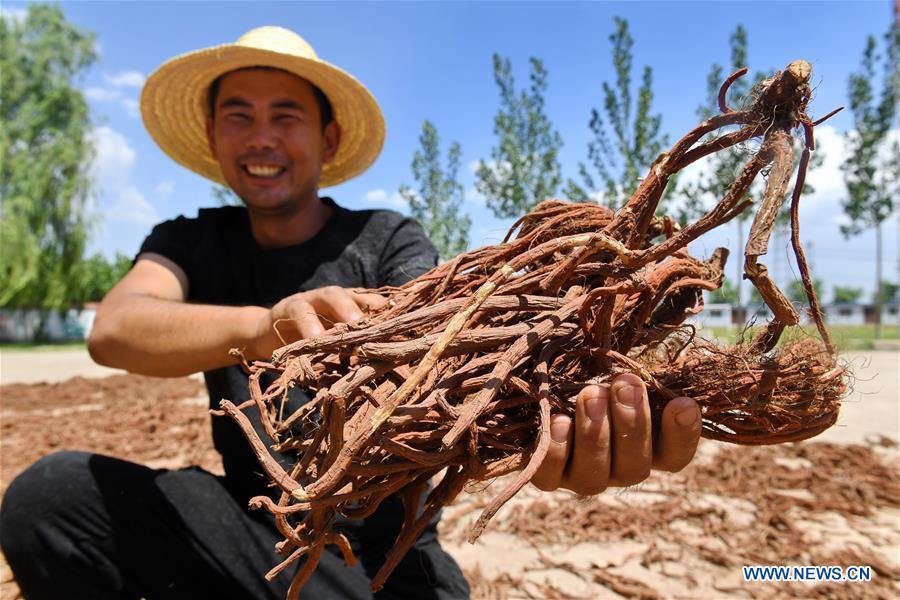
[0,26,701,599]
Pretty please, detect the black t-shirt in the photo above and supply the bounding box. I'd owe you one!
[138,197,438,504]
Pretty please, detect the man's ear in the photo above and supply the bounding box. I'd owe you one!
[322,121,340,164]
[205,116,217,156]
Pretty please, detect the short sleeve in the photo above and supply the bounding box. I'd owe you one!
[377,217,439,287]
[136,215,197,281]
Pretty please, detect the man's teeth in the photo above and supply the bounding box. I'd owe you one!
[246,165,282,177]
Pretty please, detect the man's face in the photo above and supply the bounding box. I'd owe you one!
[205,69,339,215]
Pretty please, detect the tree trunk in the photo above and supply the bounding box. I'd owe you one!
[875,222,882,340]
[736,218,744,307]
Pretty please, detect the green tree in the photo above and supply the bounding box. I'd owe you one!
[565,17,669,210]
[788,278,824,305]
[833,285,864,304]
[841,14,899,339]
[679,25,822,306]
[475,54,563,218]
[212,184,240,206]
[81,252,132,302]
[0,4,97,336]
[709,277,738,305]
[873,279,899,304]
[399,120,471,260]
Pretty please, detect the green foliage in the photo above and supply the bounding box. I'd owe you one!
[748,286,764,305]
[874,279,899,304]
[787,278,824,305]
[80,252,132,303]
[833,285,863,304]
[476,54,563,218]
[0,4,97,311]
[399,120,471,260]
[212,184,241,206]
[841,13,899,338]
[708,277,738,304]
[840,25,898,238]
[566,17,669,210]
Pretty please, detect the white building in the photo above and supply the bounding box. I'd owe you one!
[0,305,98,342]
[881,302,899,326]
[698,303,733,328]
[824,303,865,326]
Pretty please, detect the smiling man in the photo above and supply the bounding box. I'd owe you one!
[0,26,701,599]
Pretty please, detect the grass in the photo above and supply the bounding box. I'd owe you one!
[707,324,900,351]
[0,340,87,352]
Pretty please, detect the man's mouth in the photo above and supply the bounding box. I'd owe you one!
[243,164,286,178]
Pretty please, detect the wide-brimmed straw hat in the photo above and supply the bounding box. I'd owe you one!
[141,26,385,189]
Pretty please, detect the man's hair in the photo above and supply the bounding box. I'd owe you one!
[207,67,334,131]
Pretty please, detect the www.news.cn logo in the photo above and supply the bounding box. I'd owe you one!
[742,565,872,583]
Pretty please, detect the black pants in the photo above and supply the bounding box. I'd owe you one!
[0,452,469,600]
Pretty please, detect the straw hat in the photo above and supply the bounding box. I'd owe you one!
[141,26,385,189]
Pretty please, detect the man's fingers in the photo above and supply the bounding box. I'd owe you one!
[531,414,572,491]
[561,385,611,495]
[286,300,326,339]
[653,397,701,472]
[308,287,365,326]
[608,374,652,487]
[352,291,389,312]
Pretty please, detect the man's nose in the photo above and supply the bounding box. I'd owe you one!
[245,120,277,151]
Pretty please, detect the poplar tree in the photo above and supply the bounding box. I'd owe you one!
[475,55,563,218]
[841,14,899,339]
[565,17,669,210]
[399,120,470,260]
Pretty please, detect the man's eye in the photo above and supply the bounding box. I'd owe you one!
[275,114,300,122]
[225,113,251,122]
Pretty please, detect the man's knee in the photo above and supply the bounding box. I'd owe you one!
[0,451,95,556]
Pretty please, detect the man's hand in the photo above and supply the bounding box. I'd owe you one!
[531,374,701,495]
[251,286,387,359]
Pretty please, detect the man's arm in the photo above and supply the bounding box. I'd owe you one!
[88,253,383,378]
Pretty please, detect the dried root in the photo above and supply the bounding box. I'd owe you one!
[213,60,849,595]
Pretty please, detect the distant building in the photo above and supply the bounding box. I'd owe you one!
[881,302,899,326]
[745,303,774,324]
[825,303,866,326]
[693,303,733,328]
[0,305,98,342]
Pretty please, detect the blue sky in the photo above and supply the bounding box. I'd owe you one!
[3,1,897,300]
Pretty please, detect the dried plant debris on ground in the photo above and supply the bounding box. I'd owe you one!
[441,440,900,599]
[0,374,218,496]
[220,60,850,593]
[0,377,895,599]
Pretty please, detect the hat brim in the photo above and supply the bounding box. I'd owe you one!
[141,43,385,189]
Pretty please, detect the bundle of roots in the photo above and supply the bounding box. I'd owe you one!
[213,60,848,595]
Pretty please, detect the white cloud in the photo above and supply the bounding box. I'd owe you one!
[0,6,27,23]
[154,181,174,201]
[364,189,388,202]
[106,186,158,225]
[361,188,407,210]
[84,87,121,102]
[464,186,486,206]
[83,85,141,118]
[121,98,140,118]
[90,126,158,225]
[104,70,146,88]
[362,188,406,209]
[801,125,850,208]
[468,159,482,174]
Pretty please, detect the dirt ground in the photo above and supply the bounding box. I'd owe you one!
[0,349,897,599]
